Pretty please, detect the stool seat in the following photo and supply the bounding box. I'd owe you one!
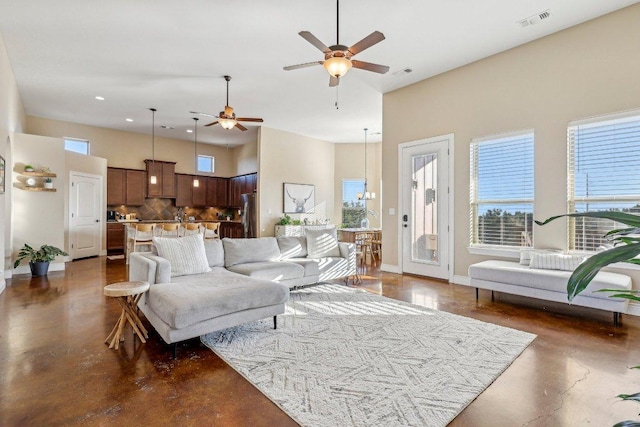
[104,281,150,297]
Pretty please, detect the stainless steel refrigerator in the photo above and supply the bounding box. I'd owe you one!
[240,193,257,238]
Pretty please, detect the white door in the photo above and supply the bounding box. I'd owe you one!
[70,172,102,259]
[399,135,452,279]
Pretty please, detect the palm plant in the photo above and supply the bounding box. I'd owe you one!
[536,211,640,427]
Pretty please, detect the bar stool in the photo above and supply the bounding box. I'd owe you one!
[181,223,202,236]
[160,223,180,237]
[126,223,155,263]
[203,222,221,239]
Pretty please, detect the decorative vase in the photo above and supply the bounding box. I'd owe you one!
[29,261,50,276]
[360,217,370,229]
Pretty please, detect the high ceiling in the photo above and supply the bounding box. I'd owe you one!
[0,0,635,146]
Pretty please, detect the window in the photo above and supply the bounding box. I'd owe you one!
[64,138,89,155]
[567,111,640,251]
[470,130,534,248]
[197,155,215,173]
[342,179,366,228]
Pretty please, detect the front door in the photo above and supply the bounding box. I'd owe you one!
[70,172,102,259]
[400,135,452,279]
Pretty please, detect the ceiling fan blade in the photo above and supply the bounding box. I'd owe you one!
[348,31,386,56]
[299,31,330,53]
[283,61,323,71]
[235,123,248,131]
[204,121,219,127]
[236,118,264,122]
[351,59,390,74]
[329,75,339,87]
[224,105,234,116]
[189,111,217,118]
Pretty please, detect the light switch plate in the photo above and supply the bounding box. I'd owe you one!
[389,208,396,215]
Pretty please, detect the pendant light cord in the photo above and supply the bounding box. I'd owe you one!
[336,0,340,45]
[194,118,199,176]
[150,108,156,166]
[364,128,368,196]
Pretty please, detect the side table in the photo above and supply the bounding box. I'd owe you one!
[104,281,150,350]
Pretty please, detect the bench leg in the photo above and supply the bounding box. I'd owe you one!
[475,288,479,300]
[172,343,177,359]
[273,316,277,330]
[491,290,494,301]
[614,312,622,327]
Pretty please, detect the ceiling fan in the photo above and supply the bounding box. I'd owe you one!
[283,0,389,87]
[190,75,263,131]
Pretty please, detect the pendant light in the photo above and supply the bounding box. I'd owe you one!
[149,108,157,185]
[357,128,375,200]
[193,117,199,187]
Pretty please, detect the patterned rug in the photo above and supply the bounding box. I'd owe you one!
[201,284,536,427]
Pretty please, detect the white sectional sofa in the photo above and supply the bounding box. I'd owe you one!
[128,228,357,355]
[468,259,632,325]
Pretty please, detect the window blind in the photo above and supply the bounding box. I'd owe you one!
[470,131,534,247]
[567,112,640,251]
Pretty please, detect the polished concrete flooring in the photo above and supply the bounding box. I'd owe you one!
[2,256,640,426]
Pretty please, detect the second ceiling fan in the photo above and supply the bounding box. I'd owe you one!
[283,0,389,86]
[191,75,263,131]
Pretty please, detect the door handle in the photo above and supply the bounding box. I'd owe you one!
[95,219,100,223]
[402,214,408,222]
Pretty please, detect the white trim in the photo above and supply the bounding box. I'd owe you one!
[380,263,400,274]
[452,275,470,286]
[471,128,535,144]
[13,262,66,276]
[0,279,5,294]
[467,245,520,259]
[397,134,455,281]
[568,108,640,128]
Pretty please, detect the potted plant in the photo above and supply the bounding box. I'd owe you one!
[24,164,35,172]
[13,244,68,276]
[43,177,53,189]
[537,211,640,426]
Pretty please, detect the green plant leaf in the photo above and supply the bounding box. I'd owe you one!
[613,421,640,427]
[567,243,640,301]
[617,393,640,402]
[536,211,640,228]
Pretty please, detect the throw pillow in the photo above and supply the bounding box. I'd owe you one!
[203,239,225,267]
[222,237,281,267]
[153,233,212,277]
[277,236,308,259]
[306,228,341,258]
[529,252,585,271]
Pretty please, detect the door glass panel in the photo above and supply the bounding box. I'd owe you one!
[412,153,438,264]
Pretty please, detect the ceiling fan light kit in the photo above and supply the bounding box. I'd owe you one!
[199,75,263,132]
[284,0,389,86]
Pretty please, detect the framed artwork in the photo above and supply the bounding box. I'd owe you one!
[0,156,5,194]
[283,183,315,213]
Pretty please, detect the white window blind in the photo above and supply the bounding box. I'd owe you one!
[470,130,534,247]
[567,112,640,251]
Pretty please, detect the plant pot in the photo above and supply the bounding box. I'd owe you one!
[44,182,53,189]
[29,261,50,276]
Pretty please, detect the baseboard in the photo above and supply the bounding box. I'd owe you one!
[0,279,5,294]
[13,262,66,276]
[452,275,470,286]
[626,302,640,317]
[380,263,400,274]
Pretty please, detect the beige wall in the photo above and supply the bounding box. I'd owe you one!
[0,32,26,287]
[26,116,237,176]
[258,127,335,236]
[12,133,66,274]
[233,140,258,176]
[334,142,382,228]
[382,5,640,282]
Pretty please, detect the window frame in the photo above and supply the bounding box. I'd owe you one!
[64,137,90,155]
[197,155,215,174]
[341,179,367,228]
[469,129,535,254]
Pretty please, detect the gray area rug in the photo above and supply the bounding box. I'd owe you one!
[201,284,536,427]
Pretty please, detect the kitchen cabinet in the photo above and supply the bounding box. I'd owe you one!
[206,177,228,207]
[220,222,243,238]
[175,173,208,207]
[228,173,257,207]
[107,167,146,206]
[106,222,125,254]
[145,160,176,198]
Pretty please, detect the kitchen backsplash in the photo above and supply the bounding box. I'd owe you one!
[108,198,238,221]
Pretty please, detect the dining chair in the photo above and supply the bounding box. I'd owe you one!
[203,222,221,239]
[126,223,156,263]
[369,230,382,261]
[160,223,180,237]
[181,223,202,236]
[353,231,373,267]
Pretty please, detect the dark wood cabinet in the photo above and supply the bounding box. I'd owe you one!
[220,222,243,238]
[228,173,257,207]
[107,167,146,206]
[106,222,125,253]
[206,177,229,207]
[145,160,176,198]
[125,169,146,205]
[107,168,126,205]
[176,173,208,207]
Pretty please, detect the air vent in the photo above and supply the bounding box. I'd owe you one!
[517,9,551,27]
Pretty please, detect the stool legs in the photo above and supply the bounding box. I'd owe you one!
[105,295,148,349]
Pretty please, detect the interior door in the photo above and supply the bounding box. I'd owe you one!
[70,172,102,259]
[400,136,451,279]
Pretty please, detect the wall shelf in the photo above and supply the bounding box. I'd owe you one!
[22,171,57,178]
[14,184,56,192]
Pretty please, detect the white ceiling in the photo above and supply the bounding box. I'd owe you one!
[0,0,636,146]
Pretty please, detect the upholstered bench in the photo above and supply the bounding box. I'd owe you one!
[468,259,632,325]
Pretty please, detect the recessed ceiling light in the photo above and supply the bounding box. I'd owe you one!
[125,118,133,122]
[186,129,193,133]
[95,96,105,101]
[161,125,175,130]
